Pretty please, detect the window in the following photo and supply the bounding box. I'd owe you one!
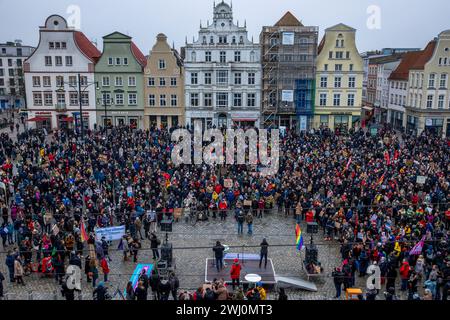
[170,77,177,86]
[147,77,155,86]
[320,115,329,127]
[232,36,236,44]
[81,93,89,106]
[205,73,212,85]
[220,51,226,63]
[43,76,51,87]
[67,76,76,87]
[247,93,256,107]
[346,52,350,59]
[115,76,123,87]
[108,58,113,65]
[56,76,64,87]
[191,73,198,85]
[44,93,53,106]
[190,93,199,106]
[217,71,228,84]
[45,56,52,66]
[438,95,445,109]
[68,92,77,106]
[334,77,342,88]
[159,59,166,69]
[320,77,327,88]
[65,56,73,66]
[248,73,255,85]
[16,59,22,67]
[55,56,63,66]
[49,42,55,50]
[250,51,256,62]
[159,78,166,86]
[128,76,136,87]
[128,93,137,105]
[210,36,214,44]
[319,93,327,106]
[204,93,212,106]
[234,73,241,85]
[101,93,111,105]
[171,94,177,106]
[216,93,228,108]
[191,50,196,61]
[348,76,356,88]
[33,93,42,106]
[335,64,343,71]
[426,95,433,109]
[80,76,87,86]
[160,94,167,106]
[440,74,447,88]
[428,74,435,88]
[116,58,121,65]
[348,94,355,106]
[8,69,14,77]
[148,94,156,106]
[56,93,65,104]
[203,36,207,45]
[324,64,328,71]
[101,76,109,87]
[233,93,242,107]
[349,64,354,72]
[333,93,341,106]
[329,51,333,59]
[32,76,40,87]
[123,58,128,65]
[234,51,241,62]
[205,51,212,62]
[115,93,124,105]
[336,52,343,59]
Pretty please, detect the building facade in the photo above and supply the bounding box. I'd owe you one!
[260,12,318,130]
[314,24,363,131]
[24,15,101,131]
[184,1,262,129]
[95,32,146,129]
[144,33,184,129]
[406,31,450,137]
[0,41,35,110]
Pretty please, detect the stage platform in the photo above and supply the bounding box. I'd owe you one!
[205,258,276,287]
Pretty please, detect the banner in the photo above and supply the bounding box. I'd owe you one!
[282,90,294,102]
[95,225,126,242]
[282,32,295,45]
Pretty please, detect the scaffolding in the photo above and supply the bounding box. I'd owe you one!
[260,26,318,130]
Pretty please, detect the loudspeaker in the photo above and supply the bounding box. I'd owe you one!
[160,219,173,232]
[307,222,319,234]
[305,244,318,264]
[161,242,173,265]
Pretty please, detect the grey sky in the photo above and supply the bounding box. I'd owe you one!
[1,0,449,54]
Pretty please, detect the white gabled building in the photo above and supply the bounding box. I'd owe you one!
[183,1,262,129]
[24,15,101,131]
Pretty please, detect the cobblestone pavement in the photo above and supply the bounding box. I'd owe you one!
[0,212,414,300]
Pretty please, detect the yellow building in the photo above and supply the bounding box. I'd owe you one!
[144,33,185,129]
[314,24,364,131]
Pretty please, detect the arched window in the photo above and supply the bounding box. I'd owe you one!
[203,36,207,45]
[239,36,244,44]
[336,34,344,47]
[232,36,236,44]
[250,51,256,62]
[191,51,196,62]
[210,36,214,44]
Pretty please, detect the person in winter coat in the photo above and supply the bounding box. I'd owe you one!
[386,266,398,292]
[230,258,241,290]
[149,269,160,300]
[100,257,110,282]
[259,238,269,269]
[0,271,5,298]
[158,278,171,301]
[169,272,180,300]
[61,279,75,301]
[150,233,160,260]
[400,260,411,291]
[125,281,136,300]
[332,267,345,299]
[246,212,253,235]
[5,250,15,282]
[14,256,24,285]
[134,280,148,300]
[214,283,228,300]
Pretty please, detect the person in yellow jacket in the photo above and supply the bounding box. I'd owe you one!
[256,282,266,300]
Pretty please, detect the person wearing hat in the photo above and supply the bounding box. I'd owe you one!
[230,258,241,291]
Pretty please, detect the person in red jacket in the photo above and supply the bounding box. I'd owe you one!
[100,257,110,283]
[399,260,410,291]
[305,209,315,223]
[230,259,241,290]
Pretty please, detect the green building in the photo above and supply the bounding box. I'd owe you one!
[95,32,147,129]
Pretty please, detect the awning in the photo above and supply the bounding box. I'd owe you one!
[362,106,374,111]
[232,118,257,122]
[26,117,48,122]
[60,117,74,122]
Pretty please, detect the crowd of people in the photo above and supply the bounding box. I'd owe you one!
[0,120,448,300]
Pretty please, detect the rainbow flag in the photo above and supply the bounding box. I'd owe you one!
[295,224,304,251]
[80,220,88,243]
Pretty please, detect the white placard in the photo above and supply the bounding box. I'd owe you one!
[282,32,295,45]
[282,90,294,102]
[300,116,308,131]
[416,176,427,184]
[425,119,433,127]
[95,226,126,242]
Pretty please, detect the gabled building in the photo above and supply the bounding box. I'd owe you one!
[24,15,101,131]
[0,40,35,110]
[405,31,450,137]
[144,33,184,129]
[314,23,363,131]
[95,32,146,129]
[184,1,262,129]
[260,12,318,130]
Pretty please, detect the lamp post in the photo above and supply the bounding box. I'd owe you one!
[58,73,99,140]
[97,93,114,135]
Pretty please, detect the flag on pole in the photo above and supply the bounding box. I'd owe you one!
[80,220,88,243]
[410,236,426,255]
[295,224,304,251]
[377,173,385,186]
[344,157,352,172]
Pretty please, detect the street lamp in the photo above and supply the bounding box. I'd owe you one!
[96,93,115,134]
[58,73,99,140]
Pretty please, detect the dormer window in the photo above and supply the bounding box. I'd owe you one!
[239,36,244,44]
[203,36,207,45]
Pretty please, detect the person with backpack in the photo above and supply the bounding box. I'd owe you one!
[332,267,345,299]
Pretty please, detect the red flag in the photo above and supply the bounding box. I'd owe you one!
[80,220,88,243]
[384,151,391,166]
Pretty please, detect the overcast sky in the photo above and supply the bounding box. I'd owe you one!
[1,0,449,54]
